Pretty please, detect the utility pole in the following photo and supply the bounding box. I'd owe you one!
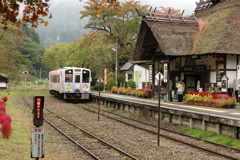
[115,37,118,87]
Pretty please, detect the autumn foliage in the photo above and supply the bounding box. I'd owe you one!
[0,96,12,139]
[0,0,51,30]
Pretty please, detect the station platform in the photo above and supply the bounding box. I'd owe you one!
[91,91,240,120]
[91,91,240,139]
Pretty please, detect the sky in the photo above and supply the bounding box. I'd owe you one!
[19,0,197,17]
[138,0,196,15]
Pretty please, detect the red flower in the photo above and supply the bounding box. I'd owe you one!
[141,88,152,92]
[187,91,198,94]
[199,91,208,97]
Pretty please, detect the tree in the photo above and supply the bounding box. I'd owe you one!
[20,22,41,44]
[0,0,51,30]
[156,6,181,16]
[0,21,32,81]
[0,0,119,30]
[0,44,32,80]
[18,36,46,77]
[80,0,149,66]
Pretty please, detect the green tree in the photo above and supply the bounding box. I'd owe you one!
[118,73,125,86]
[80,0,149,66]
[0,22,32,81]
[20,23,41,44]
[17,36,46,77]
[106,72,115,91]
[127,79,136,89]
[42,48,59,71]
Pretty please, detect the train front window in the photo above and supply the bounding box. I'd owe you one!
[82,70,90,83]
[65,69,73,82]
[75,75,80,83]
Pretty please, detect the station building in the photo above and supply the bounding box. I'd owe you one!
[133,0,240,99]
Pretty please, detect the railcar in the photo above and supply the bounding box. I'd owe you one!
[49,67,91,100]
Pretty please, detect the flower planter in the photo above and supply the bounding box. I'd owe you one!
[183,101,188,104]
[147,92,152,99]
[204,103,211,107]
[198,103,204,106]
[210,104,216,107]
[188,102,194,105]
[193,102,199,105]
[216,105,223,108]
[231,104,236,108]
[223,105,231,109]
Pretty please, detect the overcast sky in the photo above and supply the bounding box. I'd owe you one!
[138,0,196,15]
[47,0,197,16]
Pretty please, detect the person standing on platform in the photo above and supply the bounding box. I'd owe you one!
[196,80,200,92]
[177,79,185,102]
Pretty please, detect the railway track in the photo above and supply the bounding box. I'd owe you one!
[81,103,240,160]
[23,97,138,160]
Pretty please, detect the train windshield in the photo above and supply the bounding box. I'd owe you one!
[65,69,73,82]
[82,70,90,83]
[75,75,80,83]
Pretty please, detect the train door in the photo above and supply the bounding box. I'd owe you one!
[74,73,81,93]
[65,69,73,94]
[82,69,90,93]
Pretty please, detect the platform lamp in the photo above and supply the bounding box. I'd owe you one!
[112,37,118,87]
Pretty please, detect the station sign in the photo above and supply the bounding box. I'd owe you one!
[149,65,152,81]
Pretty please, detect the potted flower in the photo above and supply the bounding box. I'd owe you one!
[209,85,221,93]
[192,94,201,105]
[210,99,217,107]
[126,87,131,95]
[130,90,136,96]
[215,98,226,108]
[196,96,204,106]
[202,94,212,106]
[214,85,221,92]
[111,86,118,93]
[224,97,237,108]
[117,87,124,94]
[183,94,192,104]
[136,90,145,98]
[142,88,152,98]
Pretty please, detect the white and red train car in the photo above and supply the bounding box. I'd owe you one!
[49,67,91,100]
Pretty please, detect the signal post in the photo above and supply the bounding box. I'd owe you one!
[31,96,44,159]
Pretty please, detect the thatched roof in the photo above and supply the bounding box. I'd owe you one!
[133,0,240,61]
[193,0,240,54]
[194,0,230,12]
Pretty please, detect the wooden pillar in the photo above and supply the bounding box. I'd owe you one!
[152,55,155,99]
[167,56,170,101]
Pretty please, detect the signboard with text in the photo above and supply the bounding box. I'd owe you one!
[149,65,152,81]
[31,127,44,158]
[182,65,206,72]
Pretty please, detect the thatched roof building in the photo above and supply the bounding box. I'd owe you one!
[133,0,240,61]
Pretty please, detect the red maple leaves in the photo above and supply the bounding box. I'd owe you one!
[0,0,51,30]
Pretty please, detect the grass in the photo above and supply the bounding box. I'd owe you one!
[181,128,240,148]
[0,85,49,160]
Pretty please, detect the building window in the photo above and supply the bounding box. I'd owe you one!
[128,74,133,80]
